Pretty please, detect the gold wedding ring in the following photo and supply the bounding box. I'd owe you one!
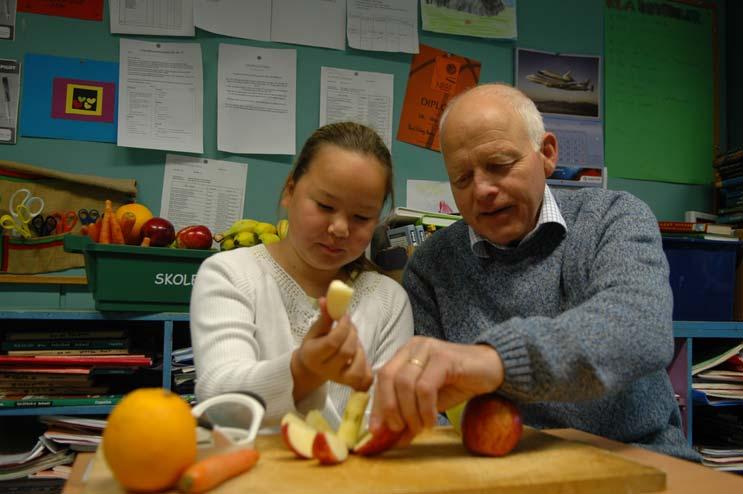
[407,357,426,369]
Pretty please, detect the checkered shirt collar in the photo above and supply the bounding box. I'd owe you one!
[469,185,566,257]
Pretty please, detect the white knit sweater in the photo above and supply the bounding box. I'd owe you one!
[189,244,414,428]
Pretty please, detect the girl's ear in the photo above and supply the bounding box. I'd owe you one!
[280,178,295,209]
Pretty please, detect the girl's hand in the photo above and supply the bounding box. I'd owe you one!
[292,298,373,395]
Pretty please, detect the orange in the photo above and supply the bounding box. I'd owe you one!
[102,388,196,492]
[115,203,153,244]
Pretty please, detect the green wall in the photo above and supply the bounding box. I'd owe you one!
[0,0,726,308]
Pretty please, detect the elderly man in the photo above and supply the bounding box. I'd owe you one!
[370,83,698,460]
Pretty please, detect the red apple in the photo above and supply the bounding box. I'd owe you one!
[312,431,348,465]
[140,217,176,247]
[461,393,522,457]
[352,427,405,456]
[175,225,213,249]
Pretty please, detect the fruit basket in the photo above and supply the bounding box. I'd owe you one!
[64,235,216,312]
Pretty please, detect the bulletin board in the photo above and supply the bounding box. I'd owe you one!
[0,0,725,296]
[604,0,718,185]
[0,1,602,226]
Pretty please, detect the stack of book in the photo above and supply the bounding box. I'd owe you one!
[0,416,75,489]
[0,328,153,409]
[691,342,743,472]
[171,347,196,396]
[714,147,743,226]
[657,221,738,242]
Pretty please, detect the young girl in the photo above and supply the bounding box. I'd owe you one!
[189,122,413,428]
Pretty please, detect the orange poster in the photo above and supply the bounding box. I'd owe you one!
[397,44,481,152]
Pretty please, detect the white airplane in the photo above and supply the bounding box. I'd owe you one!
[526,69,594,92]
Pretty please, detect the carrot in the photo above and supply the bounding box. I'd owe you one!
[106,200,125,244]
[177,448,260,494]
[99,209,111,244]
[119,212,136,244]
[87,218,102,242]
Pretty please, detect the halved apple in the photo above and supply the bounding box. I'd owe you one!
[352,427,405,456]
[280,413,317,459]
[312,431,349,465]
[327,279,354,320]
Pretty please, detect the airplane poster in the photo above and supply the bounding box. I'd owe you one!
[516,48,604,185]
[516,48,601,119]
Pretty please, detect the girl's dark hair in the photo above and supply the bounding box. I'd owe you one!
[281,121,395,277]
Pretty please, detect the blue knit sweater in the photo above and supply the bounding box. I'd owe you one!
[403,187,699,461]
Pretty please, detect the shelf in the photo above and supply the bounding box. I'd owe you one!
[671,321,743,448]
[674,320,743,338]
[0,310,189,416]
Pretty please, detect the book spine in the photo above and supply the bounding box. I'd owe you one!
[4,330,126,341]
[2,339,128,350]
[658,221,705,233]
[6,348,131,356]
[0,395,122,408]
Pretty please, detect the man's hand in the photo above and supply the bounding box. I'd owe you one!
[369,336,505,439]
[291,298,373,400]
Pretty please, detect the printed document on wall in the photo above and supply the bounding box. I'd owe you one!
[271,0,345,50]
[347,0,418,54]
[320,67,393,150]
[217,43,296,155]
[160,154,247,242]
[0,0,16,40]
[109,0,194,36]
[117,39,203,153]
[194,0,270,41]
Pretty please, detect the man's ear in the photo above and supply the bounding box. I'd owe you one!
[540,132,559,178]
[280,178,295,209]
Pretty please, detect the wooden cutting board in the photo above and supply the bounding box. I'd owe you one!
[83,427,666,494]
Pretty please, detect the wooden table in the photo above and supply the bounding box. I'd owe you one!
[62,429,743,494]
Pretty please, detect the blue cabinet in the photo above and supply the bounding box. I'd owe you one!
[0,310,189,416]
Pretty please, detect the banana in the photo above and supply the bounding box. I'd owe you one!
[276,219,289,240]
[259,233,280,245]
[234,230,257,247]
[220,237,236,251]
[214,219,259,242]
[253,222,277,236]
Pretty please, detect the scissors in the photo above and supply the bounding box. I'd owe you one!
[77,208,101,225]
[1,189,44,238]
[49,211,78,234]
[31,215,58,237]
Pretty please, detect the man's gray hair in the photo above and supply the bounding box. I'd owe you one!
[438,83,545,152]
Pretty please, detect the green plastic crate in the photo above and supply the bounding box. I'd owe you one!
[64,235,215,312]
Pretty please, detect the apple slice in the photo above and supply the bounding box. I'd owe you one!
[312,431,349,465]
[326,279,354,320]
[337,391,369,448]
[280,413,317,459]
[305,409,333,433]
[352,427,405,456]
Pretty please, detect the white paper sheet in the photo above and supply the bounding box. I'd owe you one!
[109,0,195,36]
[160,154,248,241]
[406,179,458,214]
[347,0,418,53]
[217,43,296,155]
[117,39,204,153]
[271,0,346,50]
[0,0,17,40]
[194,0,271,41]
[0,58,20,144]
[320,66,393,150]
